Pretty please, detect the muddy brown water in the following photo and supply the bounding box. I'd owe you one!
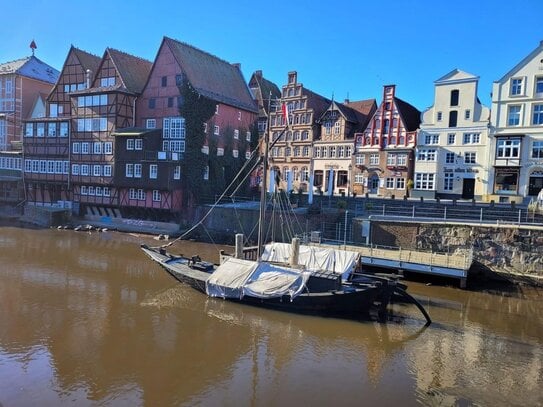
[0,226,542,406]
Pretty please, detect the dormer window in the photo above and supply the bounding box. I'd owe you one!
[100,77,115,87]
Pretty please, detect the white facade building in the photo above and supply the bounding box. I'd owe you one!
[490,41,543,203]
[416,69,490,200]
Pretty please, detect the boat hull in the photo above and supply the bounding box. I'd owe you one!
[142,245,386,319]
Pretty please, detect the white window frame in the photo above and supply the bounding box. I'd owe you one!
[150,164,158,179]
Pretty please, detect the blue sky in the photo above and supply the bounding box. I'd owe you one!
[2,0,542,111]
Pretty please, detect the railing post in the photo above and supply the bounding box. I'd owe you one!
[518,209,521,226]
[444,206,447,220]
[382,204,385,216]
[412,205,415,218]
[344,210,348,246]
[480,207,483,223]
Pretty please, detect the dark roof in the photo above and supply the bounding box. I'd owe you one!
[249,71,281,116]
[106,48,152,94]
[72,47,101,77]
[164,37,257,112]
[394,97,421,132]
[342,99,377,130]
[303,87,331,119]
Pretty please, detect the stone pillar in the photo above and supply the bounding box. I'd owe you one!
[290,237,300,267]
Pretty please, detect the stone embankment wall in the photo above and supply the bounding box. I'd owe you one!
[370,221,543,276]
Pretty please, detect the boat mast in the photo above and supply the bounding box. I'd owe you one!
[257,92,272,258]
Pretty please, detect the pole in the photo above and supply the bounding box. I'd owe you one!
[343,210,348,246]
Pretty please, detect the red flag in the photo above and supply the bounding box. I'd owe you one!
[281,102,290,127]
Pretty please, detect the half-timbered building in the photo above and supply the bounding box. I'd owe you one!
[70,48,151,216]
[23,46,98,206]
[353,85,420,198]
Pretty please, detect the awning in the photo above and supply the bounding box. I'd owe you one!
[111,127,161,137]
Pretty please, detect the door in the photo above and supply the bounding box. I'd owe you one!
[462,178,475,199]
[369,174,379,194]
[528,176,543,196]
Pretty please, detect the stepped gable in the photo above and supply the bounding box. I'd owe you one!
[106,48,152,94]
[394,97,421,131]
[164,36,257,112]
[0,55,59,84]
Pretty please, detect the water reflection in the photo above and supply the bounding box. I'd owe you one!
[0,227,542,406]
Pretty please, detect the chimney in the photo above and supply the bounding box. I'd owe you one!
[86,69,91,89]
[232,63,241,69]
[255,70,263,79]
[344,98,350,104]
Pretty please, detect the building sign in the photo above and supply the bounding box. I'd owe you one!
[443,167,479,173]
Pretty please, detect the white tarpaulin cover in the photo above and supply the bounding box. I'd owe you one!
[206,257,311,300]
[261,242,358,280]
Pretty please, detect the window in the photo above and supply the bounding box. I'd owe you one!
[93,142,102,154]
[532,141,543,159]
[417,149,436,161]
[72,164,80,175]
[149,98,156,109]
[81,186,87,195]
[425,134,439,145]
[161,76,167,87]
[135,139,143,150]
[386,178,395,189]
[93,165,101,177]
[396,178,405,189]
[450,89,459,106]
[81,142,89,154]
[153,190,161,201]
[334,121,340,135]
[465,110,471,120]
[533,104,543,125]
[444,173,454,191]
[355,174,364,184]
[214,125,220,135]
[174,166,181,180]
[321,147,327,158]
[150,164,158,179]
[215,105,219,115]
[445,152,455,164]
[175,74,183,86]
[246,131,251,141]
[134,164,142,178]
[60,122,68,137]
[294,146,300,156]
[127,139,135,150]
[397,154,407,166]
[126,164,134,177]
[100,77,115,87]
[463,133,481,144]
[508,105,521,126]
[497,139,521,158]
[464,152,476,164]
[88,186,95,196]
[81,164,89,176]
[449,111,458,127]
[338,146,344,158]
[303,146,309,156]
[370,153,379,165]
[95,187,102,196]
[234,129,239,139]
[163,117,185,139]
[104,142,112,154]
[232,149,239,158]
[103,165,112,176]
[167,97,173,108]
[302,131,309,140]
[238,111,242,121]
[415,173,435,190]
[217,148,224,156]
[536,77,543,95]
[356,155,365,165]
[103,187,110,197]
[448,133,455,145]
[329,146,336,158]
[203,165,209,180]
[72,142,80,154]
[511,78,523,96]
[47,123,56,137]
[25,123,33,137]
[129,188,137,200]
[387,154,396,166]
[37,123,45,137]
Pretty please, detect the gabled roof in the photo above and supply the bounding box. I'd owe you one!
[71,46,101,77]
[249,70,281,115]
[106,48,152,94]
[394,97,421,132]
[164,37,257,112]
[0,55,59,83]
[344,99,377,129]
[435,68,479,84]
[496,41,543,83]
[303,87,331,119]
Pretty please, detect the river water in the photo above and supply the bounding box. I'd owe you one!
[0,226,542,406]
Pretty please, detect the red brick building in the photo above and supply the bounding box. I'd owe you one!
[353,85,420,198]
